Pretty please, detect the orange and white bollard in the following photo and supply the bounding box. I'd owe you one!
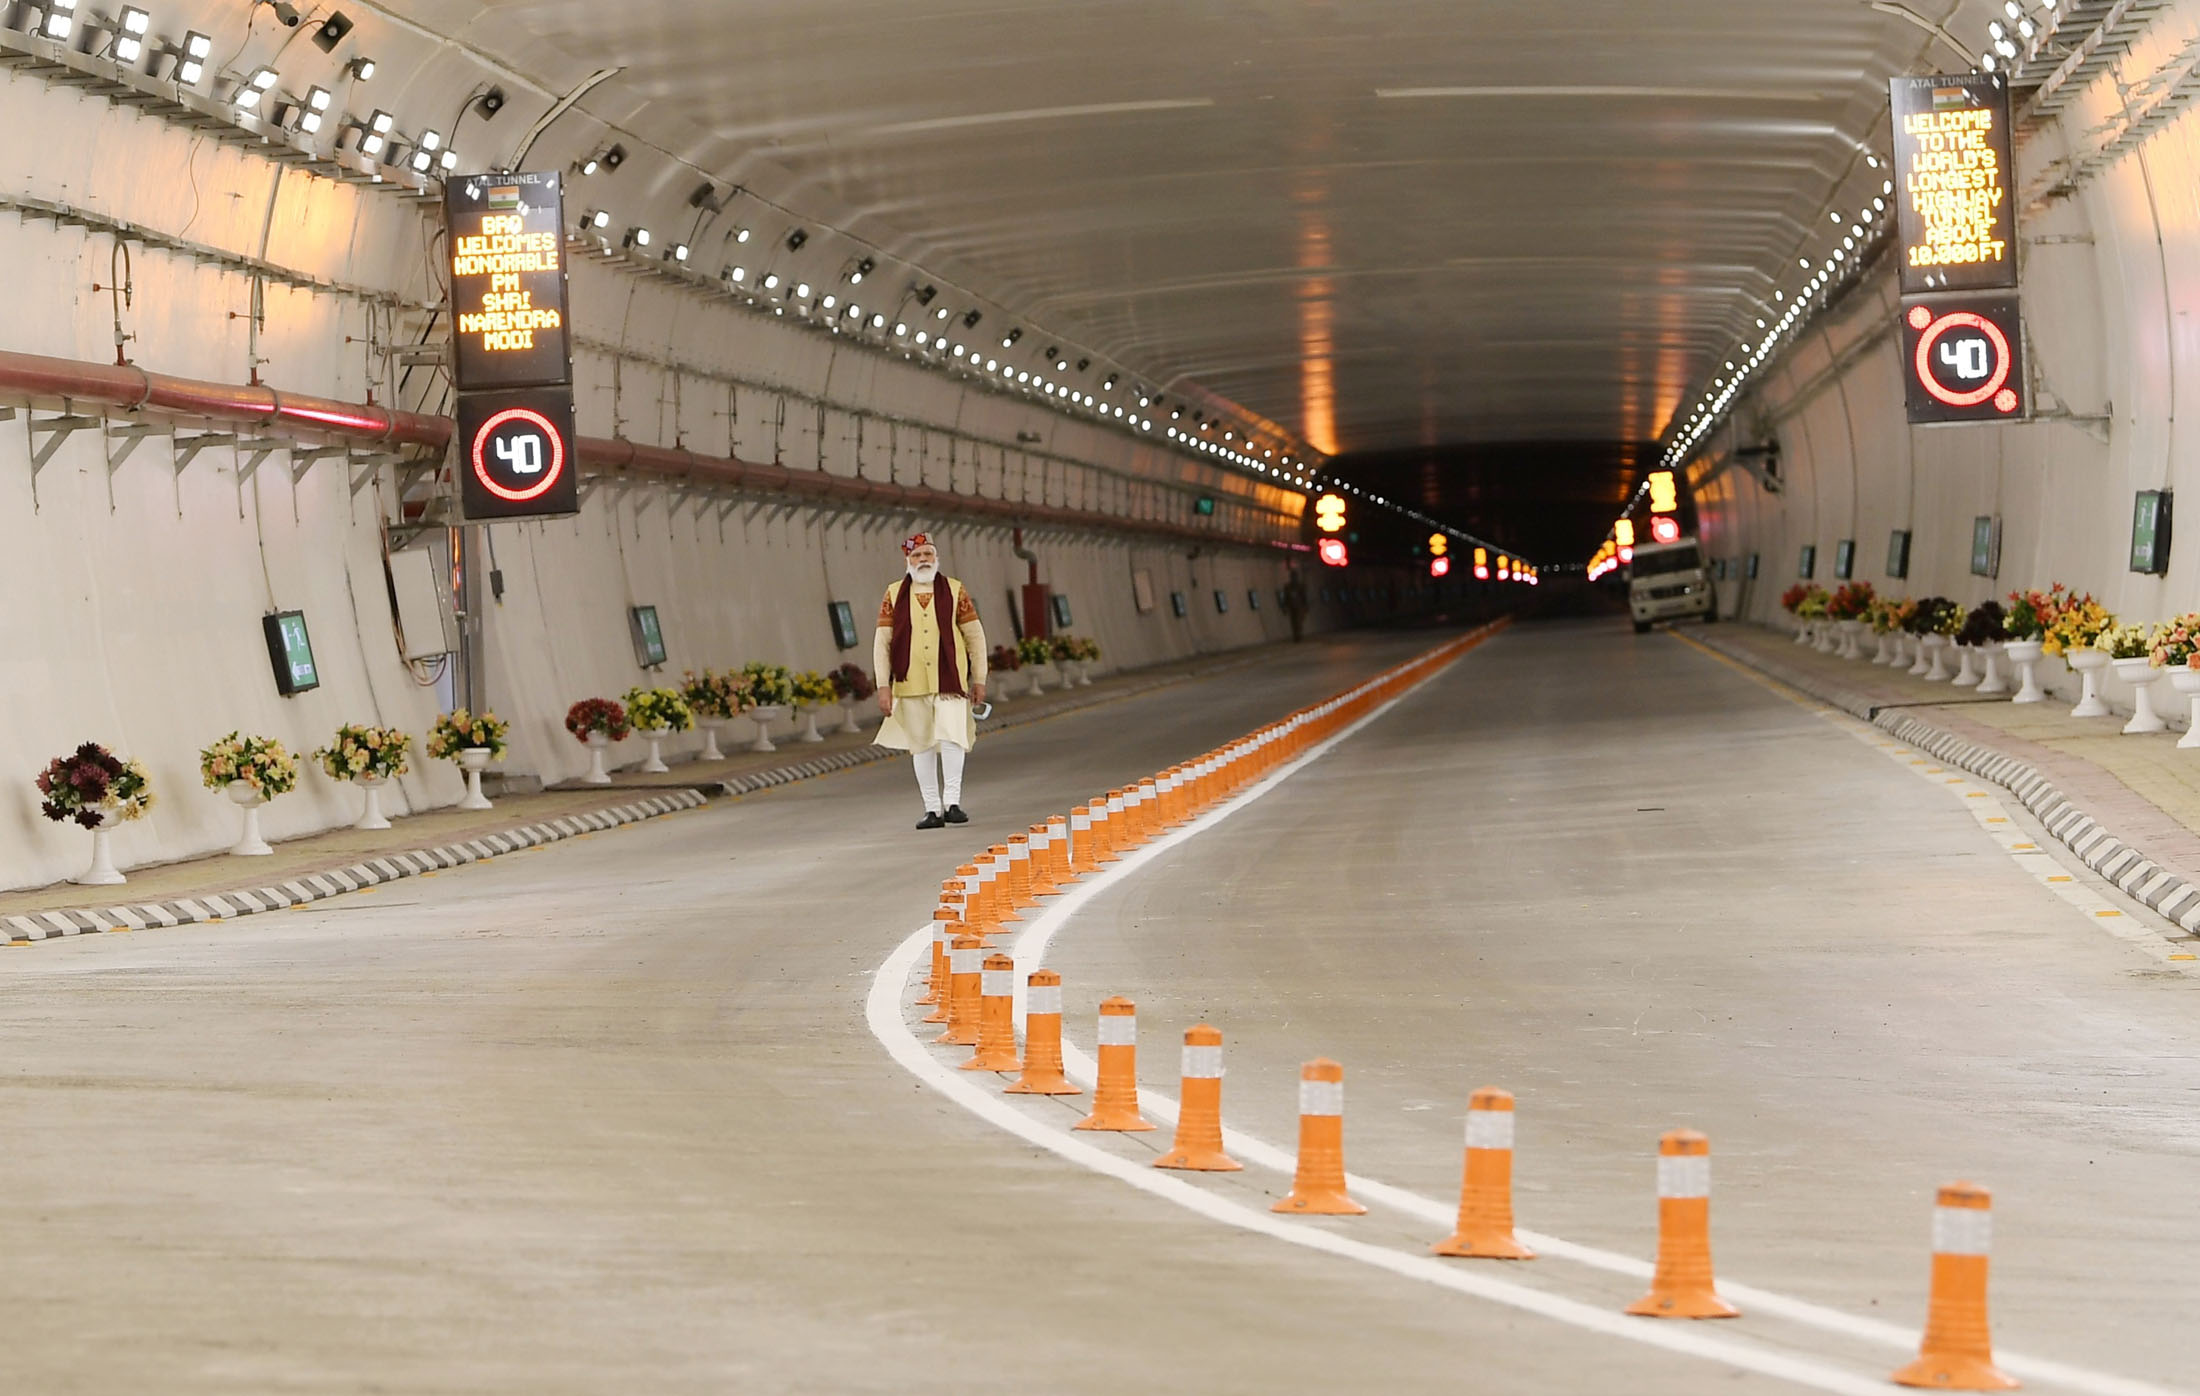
[1137,779,1162,839]
[1046,814,1072,886]
[1074,997,1153,1131]
[961,953,1021,1071]
[1005,834,1035,909]
[1890,1183,2018,1390]
[1099,790,1128,861]
[1626,1129,1738,1319]
[1005,969,1081,1095]
[1274,1058,1365,1214]
[1154,1024,1240,1171]
[1028,822,1063,897]
[988,843,1022,924]
[918,916,951,1010]
[935,933,985,1047]
[1432,1087,1533,1258]
[1069,806,1099,876]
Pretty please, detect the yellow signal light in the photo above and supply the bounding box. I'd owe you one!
[1614,518,1635,547]
[1428,533,1448,557]
[1314,492,1348,533]
[1648,470,1678,514]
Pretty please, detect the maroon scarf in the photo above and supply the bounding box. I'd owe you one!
[888,575,966,697]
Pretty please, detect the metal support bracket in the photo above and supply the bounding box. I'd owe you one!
[171,431,236,478]
[288,444,351,487]
[27,409,101,479]
[104,421,167,477]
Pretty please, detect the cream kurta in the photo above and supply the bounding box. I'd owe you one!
[874,576,988,752]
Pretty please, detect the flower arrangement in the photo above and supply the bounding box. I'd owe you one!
[37,743,154,827]
[791,669,839,708]
[2152,613,2200,668]
[1048,633,1080,662]
[1825,581,1876,622]
[1902,597,1953,635]
[199,732,299,798]
[622,686,694,733]
[1793,586,1831,620]
[1016,635,1054,667]
[2003,585,2068,642]
[565,697,630,743]
[1780,583,1812,614]
[1878,597,1917,635]
[829,662,876,702]
[2097,622,2157,661]
[313,724,409,782]
[681,668,745,720]
[2043,595,2112,657]
[989,643,1022,673]
[740,662,795,708]
[1071,636,1100,662]
[1931,598,1965,637]
[1957,601,2007,648]
[425,709,510,761]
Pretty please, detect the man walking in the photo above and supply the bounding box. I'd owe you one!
[875,532,988,829]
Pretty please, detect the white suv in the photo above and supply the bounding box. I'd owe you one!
[1627,539,1716,633]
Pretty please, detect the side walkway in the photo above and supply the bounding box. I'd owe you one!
[1693,624,2200,937]
[0,640,1293,944]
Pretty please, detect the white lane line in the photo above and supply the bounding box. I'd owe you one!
[870,926,1901,1396]
[874,644,2188,1396]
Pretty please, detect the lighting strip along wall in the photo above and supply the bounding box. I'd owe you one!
[1657,0,2154,482]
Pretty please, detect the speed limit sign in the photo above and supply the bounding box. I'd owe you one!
[1901,294,2026,424]
[457,388,579,521]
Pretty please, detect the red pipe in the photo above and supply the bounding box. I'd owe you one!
[0,347,1306,552]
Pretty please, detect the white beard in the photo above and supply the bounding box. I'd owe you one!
[907,563,939,584]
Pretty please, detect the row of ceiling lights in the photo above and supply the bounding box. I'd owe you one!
[572,200,1323,493]
[1660,2,2066,472]
[11,0,491,177]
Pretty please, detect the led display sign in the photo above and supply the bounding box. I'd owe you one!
[1647,471,1678,514]
[1901,295,2025,424]
[457,387,580,521]
[446,171,572,390]
[1890,74,2015,296]
[261,610,319,696]
[1314,493,1348,533]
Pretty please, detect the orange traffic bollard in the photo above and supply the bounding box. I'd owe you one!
[1027,823,1062,897]
[1069,806,1099,875]
[1046,814,1072,887]
[918,917,950,1009]
[1890,1183,2018,1390]
[1627,1130,1738,1319]
[1154,1024,1240,1171]
[1137,779,1162,840]
[1274,1058,1365,1214]
[1074,997,1153,1131]
[961,953,1021,1071]
[988,843,1022,924]
[1006,969,1081,1095]
[1432,1087,1533,1258]
[1099,790,1128,861]
[1005,834,1035,908]
[935,933,985,1047]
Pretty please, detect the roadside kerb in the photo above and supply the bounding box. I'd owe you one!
[1691,628,2200,936]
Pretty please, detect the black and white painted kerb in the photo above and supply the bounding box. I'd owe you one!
[0,791,707,944]
[1694,629,2200,938]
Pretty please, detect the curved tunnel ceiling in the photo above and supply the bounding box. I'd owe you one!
[375,0,1968,548]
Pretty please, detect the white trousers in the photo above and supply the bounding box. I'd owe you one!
[911,743,967,813]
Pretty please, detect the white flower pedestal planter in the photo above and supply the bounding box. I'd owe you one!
[1025,666,1050,696]
[457,747,495,811]
[2004,640,2046,703]
[1813,622,1839,654]
[1833,620,1860,659]
[1923,635,1953,681]
[2170,665,2200,748]
[1951,644,1981,687]
[1906,636,1933,676]
[748,705,788,753]
[1793,621,1812,645]
[581,731,615,785]
[353,774,392,831]
[637,727,672,773]
[74,809,125,886]
[1870,632,1895,665]
[2112,657,2168,734]
[796,705,827,743]
[839,699,867,735]
[227,780,273,856]
[698,721,729,762]
[2066,649,2113,718]
[1976,645,2010,695]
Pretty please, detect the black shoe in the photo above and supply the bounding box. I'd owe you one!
[943,805,969,825]
[916,811,947,830]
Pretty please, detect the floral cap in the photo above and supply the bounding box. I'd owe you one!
[901,532,934,556]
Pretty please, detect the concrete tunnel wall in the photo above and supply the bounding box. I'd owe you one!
[1692,9,2200,718]
[0,57,1327,892]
